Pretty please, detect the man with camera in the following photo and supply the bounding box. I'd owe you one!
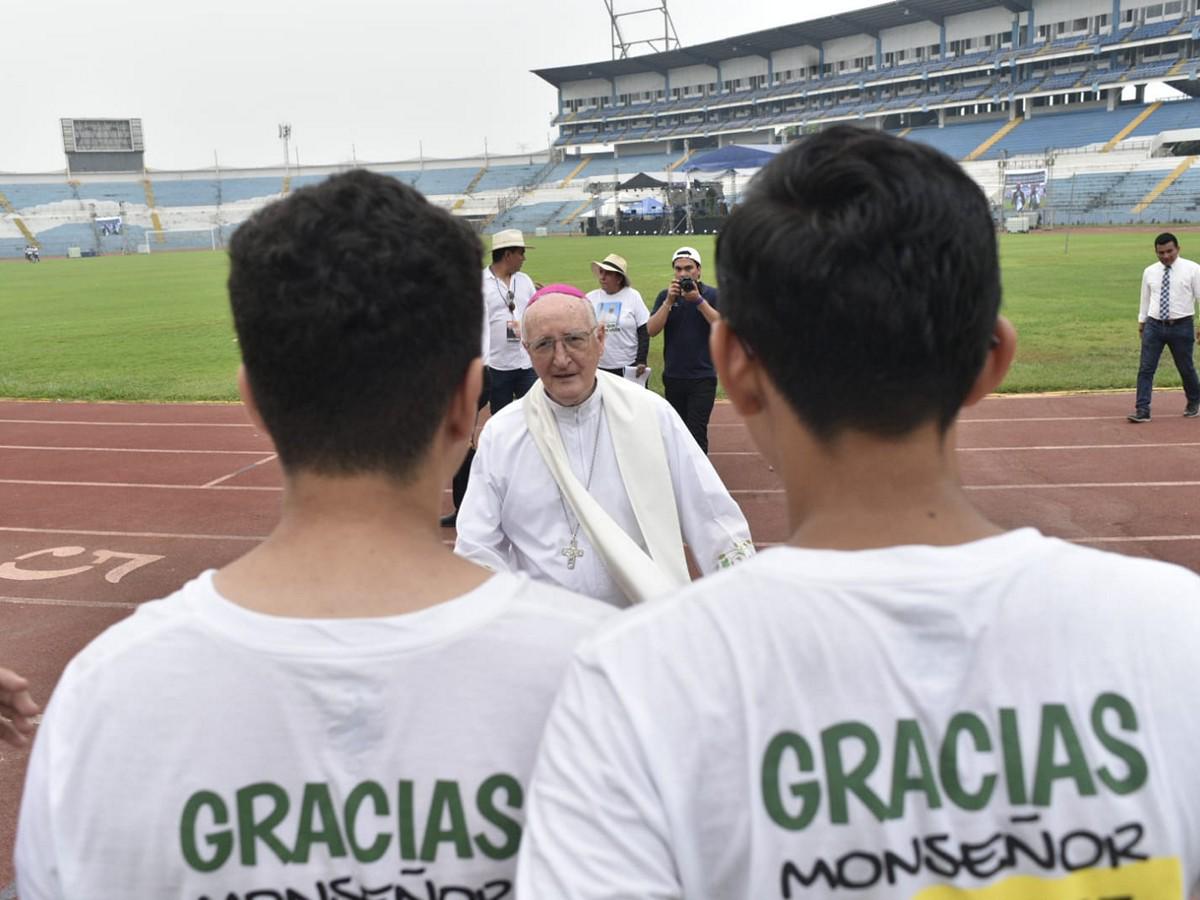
[648,247,721,453]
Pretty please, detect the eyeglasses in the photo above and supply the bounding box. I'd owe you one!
[526,329,596,358]
[503,289,515,313]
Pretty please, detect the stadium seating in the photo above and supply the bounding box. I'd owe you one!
[145,179,221,207]
[0,182,77,210]
[1129,98,1200,136]
[903,119,1010,160]
[474,163,546,192]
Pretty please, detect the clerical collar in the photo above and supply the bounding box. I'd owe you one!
[545,380,602,417]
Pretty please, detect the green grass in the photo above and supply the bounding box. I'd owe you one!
[0,230,1194,400]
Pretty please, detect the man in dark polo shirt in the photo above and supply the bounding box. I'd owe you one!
[648,246,721,453]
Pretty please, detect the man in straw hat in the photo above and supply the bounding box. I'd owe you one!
[454,283,753,608]
[483,229,538,413]
[586,253,651,381]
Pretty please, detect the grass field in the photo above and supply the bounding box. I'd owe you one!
[0,229,1195,400]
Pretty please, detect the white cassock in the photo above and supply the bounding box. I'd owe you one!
[454,373,754,607]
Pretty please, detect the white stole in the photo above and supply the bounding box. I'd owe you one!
[523,371,690,604]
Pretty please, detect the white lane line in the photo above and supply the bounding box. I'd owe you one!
[1075,535,1200,543]
[961,415,1127,423]
[0,595,138,609]
[0,419,253,428]
[0,444,268,455]
[0,479,281,491]
[967,481,1200,490]
[0,526,265,541]
[959,442,1200,452]
[203,454,279,488]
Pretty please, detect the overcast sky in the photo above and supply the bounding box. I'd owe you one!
[4,0,876,173]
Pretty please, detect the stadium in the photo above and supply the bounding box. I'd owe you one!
[5,0,1200,892]
[4,0,1200,257]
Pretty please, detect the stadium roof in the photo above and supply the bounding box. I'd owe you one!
[533,0,1032,87]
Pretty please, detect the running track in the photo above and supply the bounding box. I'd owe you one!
[1,389,1197,889]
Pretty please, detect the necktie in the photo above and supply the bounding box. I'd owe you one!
[1161,266,1171,321]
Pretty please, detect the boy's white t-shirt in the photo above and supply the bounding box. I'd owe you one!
[16,570,613,900]
[518,529,1200,899]
[587,286,650,369]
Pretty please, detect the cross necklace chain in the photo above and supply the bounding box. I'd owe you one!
[559,413,603,571]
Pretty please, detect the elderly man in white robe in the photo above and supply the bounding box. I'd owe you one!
[454,283,754,607]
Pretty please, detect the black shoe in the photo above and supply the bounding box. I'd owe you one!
[439,511,458,528]
[1185,406,1199,418]
[1127,410,1151,423]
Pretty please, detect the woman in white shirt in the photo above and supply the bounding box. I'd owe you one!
[586,253,650,379]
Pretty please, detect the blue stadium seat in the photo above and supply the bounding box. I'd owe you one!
[0,182,78,210]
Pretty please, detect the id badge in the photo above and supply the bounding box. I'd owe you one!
[506,319,521,343]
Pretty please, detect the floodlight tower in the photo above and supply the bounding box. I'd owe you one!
[604,0,680,59]
[278,123,292,175]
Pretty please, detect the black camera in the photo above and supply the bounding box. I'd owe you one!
[678,277,696,294]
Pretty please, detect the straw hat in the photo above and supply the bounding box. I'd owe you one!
[491,229,531,252]
[590,253,630,285]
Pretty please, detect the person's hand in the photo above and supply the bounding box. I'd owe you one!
[666,280,682,305]
[682,283,702,304]
[635,363,646,376]
[1139,323,1145,336]
[0,667,40,749]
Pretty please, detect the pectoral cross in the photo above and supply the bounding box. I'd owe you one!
[561,538,585,570]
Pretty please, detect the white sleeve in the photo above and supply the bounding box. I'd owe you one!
[631,289,650,326]
[15,683,68,900]
[661,408,755,573]
[1139,268,1151,322]
[453,423,514,573]
[517,652,681,900]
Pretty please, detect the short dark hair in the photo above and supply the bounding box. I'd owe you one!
[1155,232,1179,248]
[228,169,482,478]
[716,125,1001,440]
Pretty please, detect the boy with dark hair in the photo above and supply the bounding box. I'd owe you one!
[518,126,1200,898]
[17,170,611,898]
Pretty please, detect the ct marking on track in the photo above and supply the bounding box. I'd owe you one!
[0,547,163,584]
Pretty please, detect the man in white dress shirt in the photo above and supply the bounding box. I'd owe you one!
[483,229,538,413]
[455,283,753,607]
[1128,232,1200,422]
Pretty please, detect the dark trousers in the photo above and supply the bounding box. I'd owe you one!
[451,369,493,510]
[488,366,537,415]
[663,375,717,454]
[1135,316,1200,413]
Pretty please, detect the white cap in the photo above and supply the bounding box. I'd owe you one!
[672,246,702,265]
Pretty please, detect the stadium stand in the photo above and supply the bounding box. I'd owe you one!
[11,4,1200,252]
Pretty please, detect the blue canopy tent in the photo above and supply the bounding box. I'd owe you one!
[681,144,786,216]
[682,143,785,173]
